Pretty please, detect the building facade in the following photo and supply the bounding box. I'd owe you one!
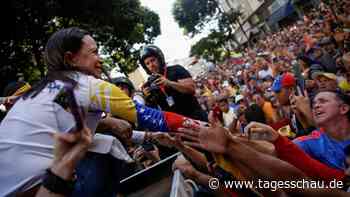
[217,0,320,46]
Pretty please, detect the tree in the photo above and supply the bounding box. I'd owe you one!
[173,0,250,61]
[172,0,219,37]
[220,8,250,47]
[190,31,227,63]
[0,0,160,94]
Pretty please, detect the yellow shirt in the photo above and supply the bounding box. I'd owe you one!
[262,101,277,123]
[339,80,350,92]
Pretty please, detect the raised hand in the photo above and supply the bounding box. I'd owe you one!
[178,126,230,154]
[52,126,93,180]
[243,122,279,143]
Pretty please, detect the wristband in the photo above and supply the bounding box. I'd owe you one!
[42,169,76,195]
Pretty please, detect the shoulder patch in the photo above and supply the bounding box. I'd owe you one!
[294,130,323,142]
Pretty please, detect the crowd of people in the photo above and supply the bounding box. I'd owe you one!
[1,1,350,197]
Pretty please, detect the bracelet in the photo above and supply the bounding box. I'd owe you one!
[42,169,76,195]
[144,132,151,142]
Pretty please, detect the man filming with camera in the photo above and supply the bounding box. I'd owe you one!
[140,45,208,122]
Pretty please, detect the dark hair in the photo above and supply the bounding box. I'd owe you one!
[344,144,350,157]
[3,81,27,97]
[23,27,90,99]
[245,104,266,124]
[44,27,89,72]
[111,77,135,95]
[296,54,314,68]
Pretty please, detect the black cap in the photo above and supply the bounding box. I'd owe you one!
[111,77,135,94]
[317,37,335,46]
[139,45,166,75]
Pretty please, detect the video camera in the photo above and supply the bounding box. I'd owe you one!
[143,74,166,107]
[143,74,161,93]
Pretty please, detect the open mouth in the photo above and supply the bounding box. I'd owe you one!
[314,111,325,118]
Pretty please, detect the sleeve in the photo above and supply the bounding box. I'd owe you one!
[274,135,345,183]
[88,78,200,132]
[171,65,192,80]
[134,102,200,132]
[131,130,146,144]
[88,79,137,123]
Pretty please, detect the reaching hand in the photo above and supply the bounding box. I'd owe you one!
[243,122,279,143]
[290,87,314,127]
[173,155,198,180]
[178,126,230,154]
[51,127,93,180]
[152,132,185,150]
[109,118,133,141]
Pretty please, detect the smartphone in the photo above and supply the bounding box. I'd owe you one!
[142,141,155,152]
[291,60,305,96]
[54,82,84,132]
[248,131,272,141]
[65,83,84,131]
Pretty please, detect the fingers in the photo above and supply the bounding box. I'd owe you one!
[80,127,93,147]
[155,77,165,86]
[303,89,309,98]
[177,133,198,143]
[55,132,80,144]
[244,122,273,135]
[177,128,200,138]
[183,141,203,150]
[249,127,267,134]
[224,129,240,142]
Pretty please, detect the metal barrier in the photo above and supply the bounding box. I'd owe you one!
[170,170,194,197]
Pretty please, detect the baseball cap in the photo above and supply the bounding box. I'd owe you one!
[271,73,296,93]
[235,95,244,103]
[262,75,274,82]
[311,71,337,80]
[317,37,334,46]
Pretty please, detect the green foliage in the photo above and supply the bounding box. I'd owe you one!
[174,0,245,62]
[173,0,219,37]
[1,0,160,94]
[190,31,227,63]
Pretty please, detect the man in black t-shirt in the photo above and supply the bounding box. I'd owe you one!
[140,45,208,121]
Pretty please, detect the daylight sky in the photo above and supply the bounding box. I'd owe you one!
[140,0,209,62]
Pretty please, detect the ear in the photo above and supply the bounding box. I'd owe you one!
[63,51,76,66]
[340,104,350,116]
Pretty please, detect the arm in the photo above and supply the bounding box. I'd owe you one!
[36,127,92,197]
[274,135,345,183]
[89,80,201,132]
[36,188,64,197]
[338,15,350,26]
[97,116,132,141]
[173,156,230,197]
[155,65,195,95]
[177,144,208,170]
[290,90,315,130]
[152,133,208,169]
[166,78,195,95]
[225,138,307,181]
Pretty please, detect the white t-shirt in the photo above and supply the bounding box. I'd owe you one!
[0,72,136,196]
[222,107,237,128]
[258,68,273,80]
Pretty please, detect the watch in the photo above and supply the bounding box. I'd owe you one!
[42,169,76,195]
